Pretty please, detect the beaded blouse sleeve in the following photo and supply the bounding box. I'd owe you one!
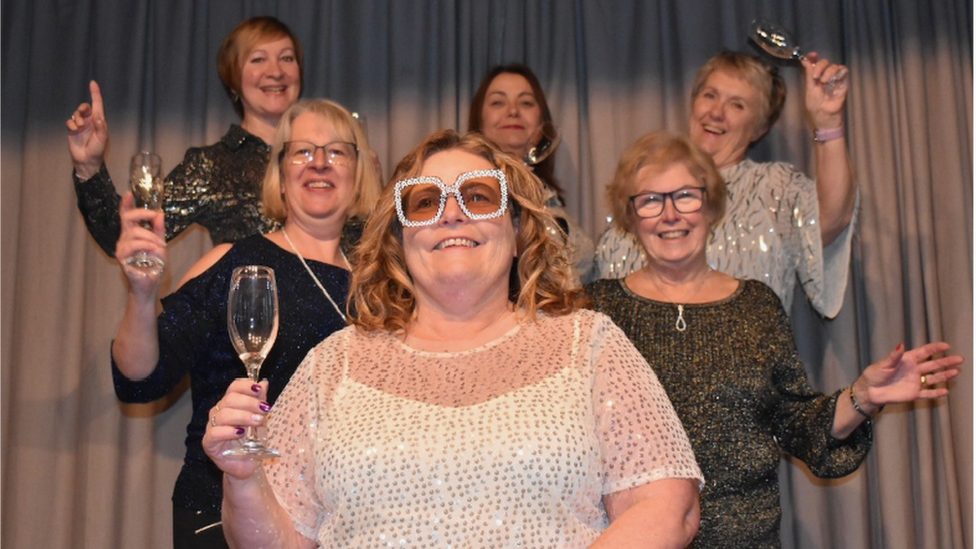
[755,284,871,477]
[780,163,855,319]
[586,312,703,494]
[264,330,349,541]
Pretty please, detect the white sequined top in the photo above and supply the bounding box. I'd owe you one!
[265,309,703,548]
[593,159,856,318]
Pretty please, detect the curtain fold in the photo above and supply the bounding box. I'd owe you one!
[2,1,970,547]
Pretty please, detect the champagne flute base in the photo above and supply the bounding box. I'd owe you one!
[125,254,165,276]
[221,440,280,460]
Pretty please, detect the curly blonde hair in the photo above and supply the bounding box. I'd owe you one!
[261,99,381,223]
[349,130,587,333]
[606,131,727,235]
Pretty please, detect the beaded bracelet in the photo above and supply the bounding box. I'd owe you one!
[849,384,884,418]
[814,126,845,144]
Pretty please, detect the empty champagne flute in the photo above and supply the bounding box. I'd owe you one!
[525,128,560,166]
[224,265,280,458]
[126,151,166,275]
[748,18,848,97]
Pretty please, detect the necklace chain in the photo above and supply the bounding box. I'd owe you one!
[281,229,347,322]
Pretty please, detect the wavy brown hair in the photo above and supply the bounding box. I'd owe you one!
[350,130,586,333]
[606,131,727,234]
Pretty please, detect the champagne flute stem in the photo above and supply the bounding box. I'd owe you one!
[244,358,265,444]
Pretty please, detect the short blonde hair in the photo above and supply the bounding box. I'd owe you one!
[217,16,304,119]
[349,130,587,333]
[690,51,786,136]
[261,99,381,223]
[606,131,727,234]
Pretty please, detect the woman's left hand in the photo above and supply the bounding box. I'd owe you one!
[859,342,963,406]
[802,51,849,129]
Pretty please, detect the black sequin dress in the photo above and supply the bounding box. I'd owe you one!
[585,278,872,549]
[74,125,279,257]
[111,234,351,516]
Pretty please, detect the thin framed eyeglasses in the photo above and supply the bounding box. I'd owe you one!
[395,169,508,227]
[281,140,358,166]
[629,187,707,219]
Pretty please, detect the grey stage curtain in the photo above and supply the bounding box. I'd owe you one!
[1,1,971,547]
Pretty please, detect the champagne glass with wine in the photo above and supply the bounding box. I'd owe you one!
[126,151,166,275]
[224,265,280,458]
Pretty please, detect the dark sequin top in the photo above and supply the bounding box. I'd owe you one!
[111,234,352,515]
[74,125,279,257]
[585,278,872,549]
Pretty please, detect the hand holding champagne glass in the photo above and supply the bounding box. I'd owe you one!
[125,151,166,275]
[224,265,280,459]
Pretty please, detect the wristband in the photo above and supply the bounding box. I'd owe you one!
[814,126,845,144]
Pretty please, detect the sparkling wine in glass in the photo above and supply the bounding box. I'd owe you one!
[748,18,848,96]
[126,151,166,275]
[224,265,280,458]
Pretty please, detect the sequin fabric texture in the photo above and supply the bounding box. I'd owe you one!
[74,125,279,257]
[585,278,872,548]
[111,234,351,516]
[593,159,854,316]
[542,186,596,283]
[264,309,703,548]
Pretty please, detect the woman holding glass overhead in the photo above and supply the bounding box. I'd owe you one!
[469,64,595,281]
[586,131,962,548]
[204,130,703,548]
[595,51,856,316]
[112,99,380,548]
[67,16,305,257]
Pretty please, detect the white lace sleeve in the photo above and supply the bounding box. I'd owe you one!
[264,330,349,541]
[587,313,703,494]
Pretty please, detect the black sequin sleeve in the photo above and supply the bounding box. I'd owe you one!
[73,164,123,257]
[759,290,872,478]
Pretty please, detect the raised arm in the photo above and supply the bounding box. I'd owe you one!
[831,342,963,439]
[111,193,168,380]
[802,52,856,246]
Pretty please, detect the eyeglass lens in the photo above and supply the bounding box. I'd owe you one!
[398,174,506,224]
[286,141,357,166]
[632,188,705,218]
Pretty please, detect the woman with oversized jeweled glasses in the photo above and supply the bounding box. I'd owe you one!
[204,130,705,549]
[585,131,962,548]
[111,99,381,548]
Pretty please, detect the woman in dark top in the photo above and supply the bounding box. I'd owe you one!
[468,64,595,281]
[111,99,381,548]
[66,16,303,257]
[585,131,963,548]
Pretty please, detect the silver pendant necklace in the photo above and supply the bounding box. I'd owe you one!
[645,268,712,332]
[281,229,348,322]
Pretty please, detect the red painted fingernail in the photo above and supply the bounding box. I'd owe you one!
[235,428,245,435]
[259,402,271,413]
[251,384,262,393]
[896,343,904,352]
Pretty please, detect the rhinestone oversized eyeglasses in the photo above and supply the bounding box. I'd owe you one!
[281,140,358,166]
[394,169,508,227]
[629,187,707,218]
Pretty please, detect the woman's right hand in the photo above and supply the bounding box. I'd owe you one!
[66,80,109,180]
[117,192,167,291]
[203,379,272,480]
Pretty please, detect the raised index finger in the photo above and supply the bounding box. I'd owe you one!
[89,80,105,119]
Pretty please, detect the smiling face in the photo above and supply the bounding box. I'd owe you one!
[401,149,517,310]
[688,69,767,169]
[239,36,301,125]
[479,73,544,159]
[280,112,356,227]
[630,162,713,273]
